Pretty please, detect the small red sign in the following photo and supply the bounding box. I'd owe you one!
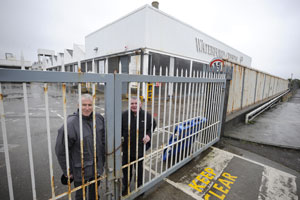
[209,57,224,68]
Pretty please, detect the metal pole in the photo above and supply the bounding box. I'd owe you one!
[143,81,148,186]
[135,83,140,190]
[155,67,162,174]
[174,69,183,165]
[62,84,72,199]
[78,84,86,199]
[161,67,168,172]
[92,83,99,199]
[44,83,56,199]
[148,70,156,181]
[166,68,172,169]
[170,69,179,167]
[22,51,37,200]
[0,84,15,200]
[127,83,131,195]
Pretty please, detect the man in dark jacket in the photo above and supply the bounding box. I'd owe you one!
[122,97,156,196]
[55,94,105,200]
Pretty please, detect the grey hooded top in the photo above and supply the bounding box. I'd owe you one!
[55,111,105,181]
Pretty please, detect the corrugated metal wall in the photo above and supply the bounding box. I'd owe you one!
[227,64,244,113]
[226,62,289,115]
[242,68,256,108]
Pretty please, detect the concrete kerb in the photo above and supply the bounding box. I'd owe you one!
[221,135,300,151]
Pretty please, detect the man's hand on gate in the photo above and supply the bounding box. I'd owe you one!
[143,135,150,144]
[61,174,74,185]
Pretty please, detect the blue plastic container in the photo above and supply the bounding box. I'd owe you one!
[163,117,207,161]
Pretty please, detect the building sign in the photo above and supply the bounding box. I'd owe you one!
[195,37,244,64]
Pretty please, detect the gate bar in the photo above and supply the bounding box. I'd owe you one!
[175,69,184,165]
[154,67,162,177]
[44,83,56,199]
[148,67,156,182]
[217,73,227,139]
[92,83,99,200]
[62,83,72,199]
[161,67,168,173]
[135,83,140,190]
[170,69,179,168]
[189,71,199,156]
[142,82,148,186]
[78,84,87,200]
[23,82,37,200]
[166,68,173,169]
[0,84,15,200]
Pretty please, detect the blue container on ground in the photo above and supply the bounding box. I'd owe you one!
[163,117,207,161]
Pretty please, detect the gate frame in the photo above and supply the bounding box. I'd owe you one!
[0,69,116,200]
[0,68,228,200]
[113,71,227,200]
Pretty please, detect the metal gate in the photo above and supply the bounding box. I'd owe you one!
[0,66,226,200]
[114,67,226,199]
[0,69,115,200]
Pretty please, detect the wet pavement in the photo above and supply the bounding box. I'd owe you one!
[137,147,300,200]
[224,89,300,150]
[136,90,300,200]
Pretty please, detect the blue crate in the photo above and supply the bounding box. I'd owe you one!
[163,117,207,161]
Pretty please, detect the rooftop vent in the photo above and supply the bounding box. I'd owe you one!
[152,1,159,9]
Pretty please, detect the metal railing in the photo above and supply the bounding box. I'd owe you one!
[0,69,115,200]
[114,67,226,199]
[245,89,290,124]
[0,66,226,200]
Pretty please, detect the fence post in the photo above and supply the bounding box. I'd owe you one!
[113,74,123,199]
[220,65,233,137]
[240,66,246,109]
[253,71,258,103]
[105,74,116,200]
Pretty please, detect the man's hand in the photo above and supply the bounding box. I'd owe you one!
[61,174,74,185]
[143,135,150,144]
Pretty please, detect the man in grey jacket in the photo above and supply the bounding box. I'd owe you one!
[55,93,105,200]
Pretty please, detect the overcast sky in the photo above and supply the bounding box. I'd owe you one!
[1,0,299,79]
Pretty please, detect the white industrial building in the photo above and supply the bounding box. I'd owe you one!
[0,53,32,70]
[35,44,85,71]
[44,4,251,75]
[38,3,255,99]
[84,4,251,75]
[31,3,290,116]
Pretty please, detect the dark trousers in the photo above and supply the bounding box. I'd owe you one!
[74,177,100,200]
[122,158,143,196]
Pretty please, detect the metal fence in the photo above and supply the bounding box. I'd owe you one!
[0,67,226,200]
[225,61,289,115]
[114,67,226,199]
[0,69,115,200]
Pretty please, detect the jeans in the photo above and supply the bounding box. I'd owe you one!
[122,159,143,196]
[74,177,100,200]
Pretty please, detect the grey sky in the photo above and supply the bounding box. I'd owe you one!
[0,0,299,79]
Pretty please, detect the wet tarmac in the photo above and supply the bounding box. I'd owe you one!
[135,90,300,200]
[224,89,300,150]
[137,146,300,200]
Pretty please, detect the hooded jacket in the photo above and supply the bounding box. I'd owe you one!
[55,111,105,182]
